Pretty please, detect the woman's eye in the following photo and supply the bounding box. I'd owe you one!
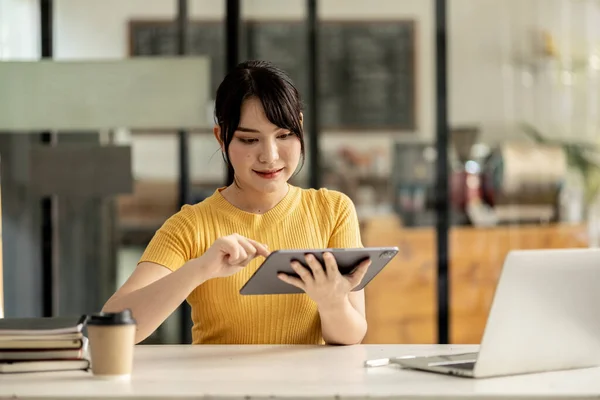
[278,133,294,139]
[239,138,258,144]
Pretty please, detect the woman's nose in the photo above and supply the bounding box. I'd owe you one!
[259,141,279,163]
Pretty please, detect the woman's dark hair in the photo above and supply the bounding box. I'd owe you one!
[214,60,305,185]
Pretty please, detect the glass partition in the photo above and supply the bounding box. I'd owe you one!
[445,0,598,344]
[316,0,436,344]
[4,0,592,347]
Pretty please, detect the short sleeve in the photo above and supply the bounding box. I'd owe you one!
[325,190,363,249]
[137,205,199,271]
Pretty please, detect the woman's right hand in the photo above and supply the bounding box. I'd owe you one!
[195,234,271,279]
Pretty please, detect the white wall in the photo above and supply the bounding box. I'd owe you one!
[52,0,599,182]
[53,0,428,182]
[53,0,433,136]
[0,0,40,60]
[54,0,228,183]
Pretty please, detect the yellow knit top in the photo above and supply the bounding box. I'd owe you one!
[138,184,362,344]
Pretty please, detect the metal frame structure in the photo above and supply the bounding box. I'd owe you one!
[176,0,193,345]
[434,0,450,345]
[40,0,59,318]
[307,0,320,189]
[225,0,240,186]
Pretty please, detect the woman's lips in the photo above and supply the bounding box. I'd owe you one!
[254,168,284,179]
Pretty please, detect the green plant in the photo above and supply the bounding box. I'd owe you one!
[519,122,600,206]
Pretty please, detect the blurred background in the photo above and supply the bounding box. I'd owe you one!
[1,0,600,345]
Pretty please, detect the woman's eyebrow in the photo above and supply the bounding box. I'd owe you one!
[236,126,261,133]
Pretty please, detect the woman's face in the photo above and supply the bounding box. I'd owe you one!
[220,97,302,194]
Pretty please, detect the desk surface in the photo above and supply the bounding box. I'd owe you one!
[1,344,599,399]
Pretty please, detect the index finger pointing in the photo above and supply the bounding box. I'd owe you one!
[247,239,271,258]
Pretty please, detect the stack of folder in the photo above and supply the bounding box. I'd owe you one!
[0,315,90,373]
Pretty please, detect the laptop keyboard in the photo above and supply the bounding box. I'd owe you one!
[444,362,476,370]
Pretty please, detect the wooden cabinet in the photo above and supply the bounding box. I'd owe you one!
[360,216,588,344]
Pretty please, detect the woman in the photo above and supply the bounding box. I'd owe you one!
[102,60,370,345]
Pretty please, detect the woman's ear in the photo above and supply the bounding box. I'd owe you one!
[300,112,304,127]
[213,125,224,150]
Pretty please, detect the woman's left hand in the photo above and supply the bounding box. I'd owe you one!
[277,252,371,308]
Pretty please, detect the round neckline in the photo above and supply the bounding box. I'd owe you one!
[209,184,300,223]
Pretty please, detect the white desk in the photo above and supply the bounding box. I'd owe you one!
[1,344,599,399]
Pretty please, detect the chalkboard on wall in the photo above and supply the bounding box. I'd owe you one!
[129,19,416,131]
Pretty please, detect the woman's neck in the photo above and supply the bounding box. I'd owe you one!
[220,183,289,214]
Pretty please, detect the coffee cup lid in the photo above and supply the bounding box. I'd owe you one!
[87,309,136,326]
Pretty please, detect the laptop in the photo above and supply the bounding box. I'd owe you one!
[384,248,600,378]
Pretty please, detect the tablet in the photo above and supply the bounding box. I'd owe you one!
[239,246,399,295]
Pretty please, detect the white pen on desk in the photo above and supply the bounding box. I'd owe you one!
[364,358,392,367]
[363,355,416,368]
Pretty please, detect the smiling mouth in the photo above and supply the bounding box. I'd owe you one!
[253,168,284,179]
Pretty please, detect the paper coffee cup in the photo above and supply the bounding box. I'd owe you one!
[87,309,136,380]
